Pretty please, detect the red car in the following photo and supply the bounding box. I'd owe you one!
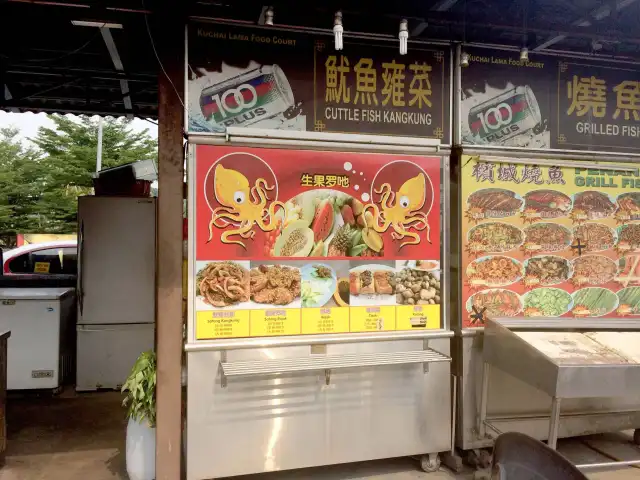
[2,241,78,275]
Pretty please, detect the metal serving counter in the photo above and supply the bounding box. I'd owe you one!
[187,333,453,478]
[480,320,640,440]
[455,327,640,452]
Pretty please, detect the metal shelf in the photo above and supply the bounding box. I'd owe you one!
[220,349,450,385]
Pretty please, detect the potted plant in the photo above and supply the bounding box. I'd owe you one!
[122,350,156,480]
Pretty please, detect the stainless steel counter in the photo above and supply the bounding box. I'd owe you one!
[186,337,452,479]
[477,318,640,462]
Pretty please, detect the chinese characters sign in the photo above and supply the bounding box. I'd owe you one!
[461,47,640,152]
[187,22,451,141]
[315,42,449,138]
[193,146,442,340]
[559,62,640,151]
[461,155,640,327]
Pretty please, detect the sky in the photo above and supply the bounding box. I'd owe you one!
[0,111,158,145]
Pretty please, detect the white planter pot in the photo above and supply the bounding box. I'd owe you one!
[126,418,156,480]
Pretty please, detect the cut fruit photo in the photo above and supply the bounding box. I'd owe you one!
[270,190,377,258]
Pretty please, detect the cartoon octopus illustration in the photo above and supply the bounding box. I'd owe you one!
[363,172,431,250]
[207,164,285,249]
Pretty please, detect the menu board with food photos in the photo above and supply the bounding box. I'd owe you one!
[462,155,640,327]
[192,145,442,339]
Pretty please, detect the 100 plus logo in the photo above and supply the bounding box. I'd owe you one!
[470,102,521,142]
[474,102,513,133]
[201,83,268,126]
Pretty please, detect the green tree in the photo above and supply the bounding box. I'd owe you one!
[33,115,157,232]
[0,127,44,235]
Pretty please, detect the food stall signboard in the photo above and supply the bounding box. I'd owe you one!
[461,155,640,327]
[187,22,451,142]
[194,145,441,339]
[461,47,640,153]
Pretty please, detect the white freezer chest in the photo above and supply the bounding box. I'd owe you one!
[0,288,75,390]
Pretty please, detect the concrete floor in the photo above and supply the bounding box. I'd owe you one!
[0,390,127,480]
[0,391,639,480]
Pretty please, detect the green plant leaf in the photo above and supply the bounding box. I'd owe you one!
[122,350,157,427]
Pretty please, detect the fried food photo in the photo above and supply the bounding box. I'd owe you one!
[350,269,396,296]
[197,261,250,307]
[250,265,301,306]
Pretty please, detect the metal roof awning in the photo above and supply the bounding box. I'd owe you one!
[2,0,640,118]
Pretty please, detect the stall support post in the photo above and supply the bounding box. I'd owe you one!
[155,4,185,479]
[548,397,562,450]
[478,362,490,438]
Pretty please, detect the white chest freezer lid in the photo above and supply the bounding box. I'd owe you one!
[0,287,74,300]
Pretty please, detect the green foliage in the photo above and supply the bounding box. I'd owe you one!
[0,115,157,234]
[121,350,157,428]
[0,127,44,233]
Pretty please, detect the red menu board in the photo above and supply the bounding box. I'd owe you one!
[193,145,442,339]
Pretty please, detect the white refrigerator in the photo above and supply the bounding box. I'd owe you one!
[76,196,156,391]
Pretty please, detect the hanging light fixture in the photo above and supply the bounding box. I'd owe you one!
[334,11,344,51]
[399,19,409,55]
[265,6,274,26]
[460,51,470,67]
[520,47,529,62]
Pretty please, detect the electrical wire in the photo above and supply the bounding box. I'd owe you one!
[141,0,186,110]
[18,78,83,102]
[1,28,103,64]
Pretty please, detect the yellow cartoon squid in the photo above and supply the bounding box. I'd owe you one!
[363,172,431,250]
[207,164,285,249]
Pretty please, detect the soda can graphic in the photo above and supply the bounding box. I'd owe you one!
[199,65,295,128]
[468,86,541,143]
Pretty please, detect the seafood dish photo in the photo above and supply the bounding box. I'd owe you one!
[616,192,640,221]
[467,222,524,255]
[522,190,572,220]
[571,288,618,317]
[350,270,396,296]
[617,224,640,253]
[395,268,441,305]
[573,224,615,252]
[466,256,523,287]
[524,256,570,286]
[617,255,640,287]
[467,289,522,319]
[615,287,640,316]
[250,265,301,306]
[197,261,250,307]
[301,264,337,308]
[523,223,572,253]
[572,191,616,220]
[466,189,523,221]
[415,260,439,271]
[523,288,573,317]
[572,255,618,286]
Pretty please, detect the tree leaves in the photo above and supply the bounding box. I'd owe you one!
[0,115,158,234]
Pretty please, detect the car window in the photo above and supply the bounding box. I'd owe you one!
[61,247,78,274]
[30,248,64,274]
[8,253,31,273]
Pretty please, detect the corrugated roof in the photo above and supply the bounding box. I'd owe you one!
[2,0,639,117]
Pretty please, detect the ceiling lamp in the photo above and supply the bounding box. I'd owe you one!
[265,6,274,26]
[520,47,529,62]
[399,19,408,55]
[460,51,470,67]
[334,11,344,51]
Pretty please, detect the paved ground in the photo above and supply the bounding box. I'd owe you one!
[0,390,639,479]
